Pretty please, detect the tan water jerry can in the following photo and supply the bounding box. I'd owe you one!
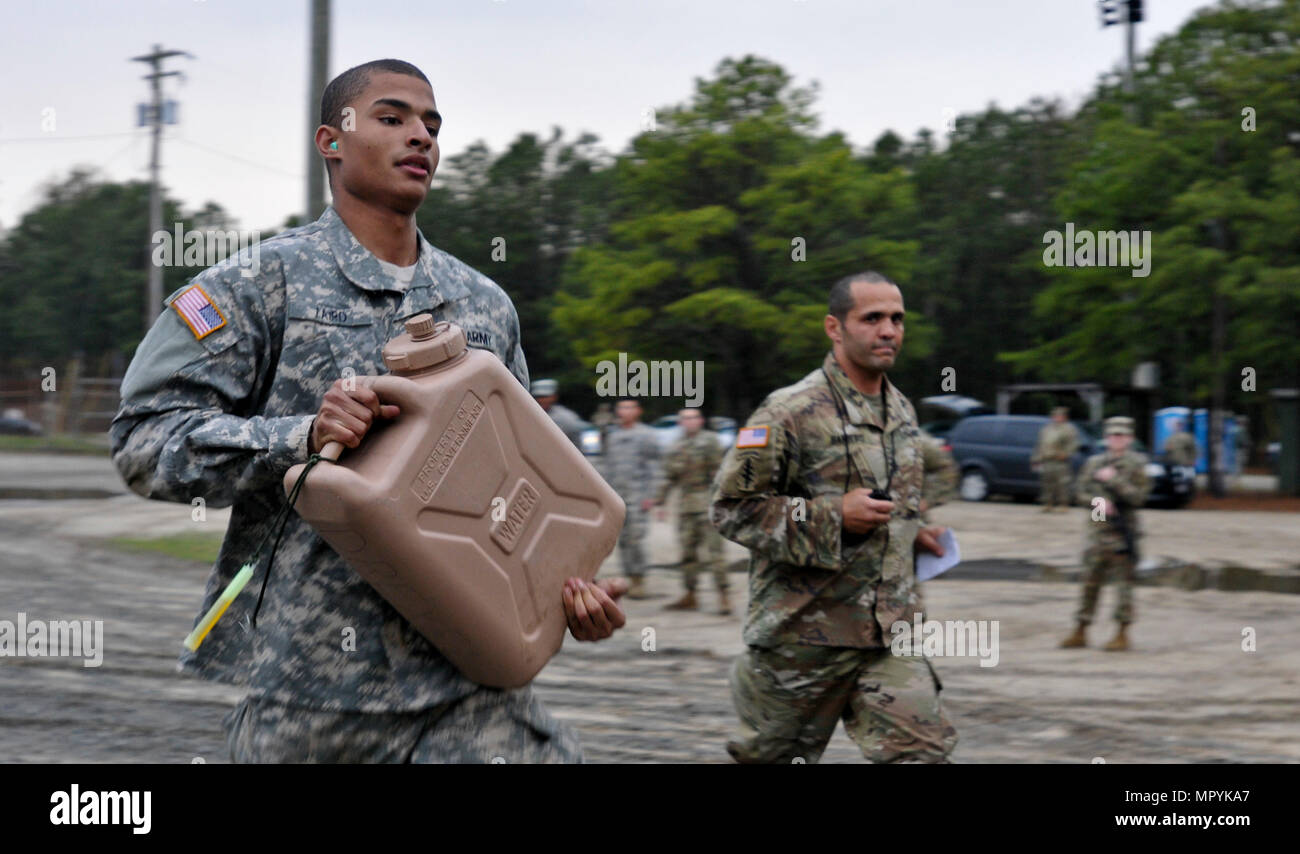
[284,315,625,688]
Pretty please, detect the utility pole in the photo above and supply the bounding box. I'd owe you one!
[1124,1,1138,118]
[131,44,191,333]
[1099,1,1142,120]
[306,0,331,221]
[1208,150,1228,498]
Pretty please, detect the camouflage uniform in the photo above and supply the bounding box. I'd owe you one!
[110,205,581,763]
[1032,421,1078,509]
[655,429,727,593]
[711,352,959,764]
[546,402,586,450]
[1074,447,1151,626]
[1163,431,1197,467]
[599,422,662,579]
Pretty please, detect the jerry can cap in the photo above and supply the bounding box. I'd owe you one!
[383,315,467,373]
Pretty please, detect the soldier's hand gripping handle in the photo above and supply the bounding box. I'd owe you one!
[841,487,893,534]
[309,375,418,459]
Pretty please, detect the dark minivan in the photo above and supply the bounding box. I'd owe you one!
[948,415,1194,508]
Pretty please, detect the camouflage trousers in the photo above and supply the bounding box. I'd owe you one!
[617,502,648,578]
[678,511,727,592]
[223,687,583,764]
[1075,536,1137,625]
[727,644,958,764]
[1039,461,1072,507]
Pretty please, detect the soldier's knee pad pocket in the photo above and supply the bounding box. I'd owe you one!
[738,648,802,703]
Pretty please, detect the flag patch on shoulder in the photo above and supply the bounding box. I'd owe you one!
[736,425,769,448]
[171,284,226,339]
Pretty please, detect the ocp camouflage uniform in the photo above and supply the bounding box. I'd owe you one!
[599,422,662,579]
[656,429,727,593]
[1032,421,1078,508]
[110,205,581,763]
[711,352,959,764]
[1074,449,1150,626]
[1163,431,1197,467]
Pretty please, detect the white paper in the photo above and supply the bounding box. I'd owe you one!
[916,528,961,582]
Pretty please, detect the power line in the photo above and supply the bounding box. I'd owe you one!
[97,133,147,171]
[0,131,142,145]
[172,136,305,180]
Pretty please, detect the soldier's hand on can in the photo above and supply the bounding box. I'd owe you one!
[841,487,893,534]
[562,577,626,642]
[1095,465,1116,482]
[309,377,401,454]
[915,525,947,557]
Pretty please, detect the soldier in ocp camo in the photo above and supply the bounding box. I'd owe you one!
[711,271,959,764]
[1162,418,1197,467]
[1061,416,1151,652]
[1031,406,1078,512]
[650,408,730,615]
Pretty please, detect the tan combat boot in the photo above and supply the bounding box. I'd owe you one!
[665,590,698,611]
[717,589,732,616]
[1103,624,1130,652]
[1060,622,1088,648]
[626,577,650,600]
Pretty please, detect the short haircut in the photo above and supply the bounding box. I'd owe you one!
[828,271,898,322]
[615,397,641,407]
[319,59,431,181]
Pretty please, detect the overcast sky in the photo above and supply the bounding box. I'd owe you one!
[1,0,1214,233]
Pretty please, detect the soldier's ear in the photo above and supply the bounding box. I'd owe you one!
[824,314,841,344]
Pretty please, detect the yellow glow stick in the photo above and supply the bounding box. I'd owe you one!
[183,563,254,651]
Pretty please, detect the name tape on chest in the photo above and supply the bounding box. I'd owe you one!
[736,425,769,448]
[170,284,226,340]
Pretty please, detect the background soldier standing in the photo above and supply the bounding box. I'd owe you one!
[711,271,959,764]
[531,378,585,449]
[1162,418,1197,466]
[600,397,662,599]
[650,408,730,615]
[590,402,614,448]
[1061,416,1151,652]
[1031,406,1078,512]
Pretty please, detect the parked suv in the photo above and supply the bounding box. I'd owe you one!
[948,415,1194,508]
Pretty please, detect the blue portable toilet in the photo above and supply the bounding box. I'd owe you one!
[1190,409,1238,474]
[1224,414,1239,474]
[1193,409,1210,473]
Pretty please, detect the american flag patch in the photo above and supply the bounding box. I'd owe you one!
[736,425,769,448]
[170,284,226,339]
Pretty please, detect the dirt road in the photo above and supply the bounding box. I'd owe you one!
[1,492,1296,763]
